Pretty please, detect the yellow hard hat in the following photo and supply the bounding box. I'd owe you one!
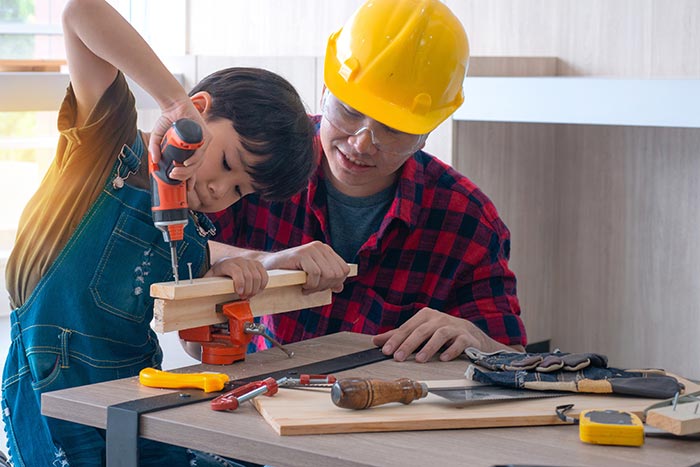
[324,0,469,135]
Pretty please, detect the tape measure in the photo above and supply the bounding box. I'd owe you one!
[556,404,644,447]
[579,409,644,446]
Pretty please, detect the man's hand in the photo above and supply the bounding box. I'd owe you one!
[206,257,268,299]
[260,241,350,294]
[372,307,523,363]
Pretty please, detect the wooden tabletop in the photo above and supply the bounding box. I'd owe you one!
[42,332,700,467]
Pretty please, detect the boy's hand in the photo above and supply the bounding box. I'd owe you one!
[149,99,211,186]
[205,257,268,300]
[259,241,350,294]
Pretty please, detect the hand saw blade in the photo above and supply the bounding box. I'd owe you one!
[428,385,569,407]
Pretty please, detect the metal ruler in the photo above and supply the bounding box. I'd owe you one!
[106,347,390,467]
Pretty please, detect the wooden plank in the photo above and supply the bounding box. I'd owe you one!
[253,376,700,436]
[646,402,700,435]
[468,56,558,77]
[152,286,331,333]
[150,264,357,300]
[0,59,66,72]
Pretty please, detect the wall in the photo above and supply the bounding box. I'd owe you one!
[189,0,700,78]
[188,1,700,378]
[449,1,700,377]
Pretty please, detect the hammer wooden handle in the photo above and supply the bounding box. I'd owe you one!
[331,378,429,409]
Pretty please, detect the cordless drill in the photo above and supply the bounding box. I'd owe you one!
[149,118,204,283]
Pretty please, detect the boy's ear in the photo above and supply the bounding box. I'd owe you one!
[190,91,212,114]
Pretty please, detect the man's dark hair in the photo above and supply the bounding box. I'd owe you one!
[189,67,316,201]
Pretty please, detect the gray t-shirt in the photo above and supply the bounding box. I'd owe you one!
[324,179,395,262]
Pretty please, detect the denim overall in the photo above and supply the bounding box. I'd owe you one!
[1,134,215,466]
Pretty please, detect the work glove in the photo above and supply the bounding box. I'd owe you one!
[464,348,683,399]
[465,348,608,373]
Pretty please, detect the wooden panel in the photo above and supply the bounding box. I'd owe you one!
[188,1,362,57]
[552,125,700,379]
[646,402,700,436]
[153,287,331,333]
[254,377,699,436]
[151,265,357,300]
[151,265,356,332]
[454,122,557,344]
[468,56,557,77]
[0,59,65,72]
[651,0,700,77]
[189,1,700,77]
[456,122,700,379]
[448,0,687,77]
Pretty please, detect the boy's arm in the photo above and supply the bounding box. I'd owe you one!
[209,240,351,294]
[61,0,205,175]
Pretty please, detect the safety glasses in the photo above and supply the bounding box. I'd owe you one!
[322,91,427,156]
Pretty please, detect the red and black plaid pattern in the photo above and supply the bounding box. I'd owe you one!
[208,117,526,348]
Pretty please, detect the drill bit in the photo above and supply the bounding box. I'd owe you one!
[170,242,179,284]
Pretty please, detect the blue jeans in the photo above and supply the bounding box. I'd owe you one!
[2,135,217,466]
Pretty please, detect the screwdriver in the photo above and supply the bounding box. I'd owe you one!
[331,377,428,409]
[149,119,203,283]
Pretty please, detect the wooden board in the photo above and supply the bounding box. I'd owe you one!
[0,59,66,72]
[152,287,331,333]
[151,264,357,333]
[151,264,357,300]
[253,377,700,436]
[646,401,700,435]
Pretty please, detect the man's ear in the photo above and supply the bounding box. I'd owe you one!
[190,91,212,114]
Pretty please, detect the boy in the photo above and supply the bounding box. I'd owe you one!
[2,0,315,465]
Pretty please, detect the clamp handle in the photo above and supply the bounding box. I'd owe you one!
[211,377,280,411]
[139,368,229,393]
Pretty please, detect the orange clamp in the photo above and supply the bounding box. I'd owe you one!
[178,300,254,365]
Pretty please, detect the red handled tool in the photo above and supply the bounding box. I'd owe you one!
[211,377,282,411]
[149,118,203,283]
[139,368,336,400]
[209,374,337,411]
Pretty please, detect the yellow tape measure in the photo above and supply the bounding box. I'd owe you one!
[579,409,644,447]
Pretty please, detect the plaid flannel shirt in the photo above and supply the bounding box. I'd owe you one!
[208,116,526,348]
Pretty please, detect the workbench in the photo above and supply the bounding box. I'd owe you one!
[42,332,700,467]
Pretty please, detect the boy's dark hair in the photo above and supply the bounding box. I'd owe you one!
[189,67,316,201]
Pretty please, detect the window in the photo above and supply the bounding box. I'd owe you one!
[0,0,66,60]
[0,0,186,315]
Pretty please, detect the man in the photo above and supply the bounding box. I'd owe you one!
[208,0,527,363]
